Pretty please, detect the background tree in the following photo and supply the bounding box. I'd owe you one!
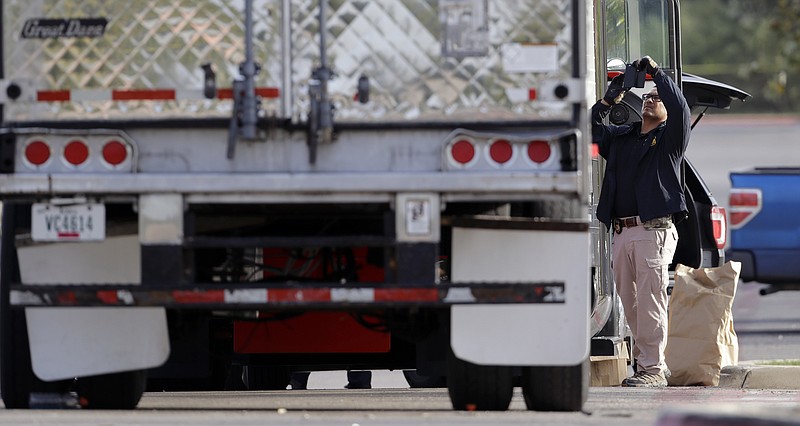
[681,0,799,113]
[768,0,800,110]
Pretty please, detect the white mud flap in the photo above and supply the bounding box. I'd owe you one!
[25,307,170,381]
[451,226,590,366]
[17,235,170,381]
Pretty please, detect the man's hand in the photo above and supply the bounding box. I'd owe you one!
[602,74,627,105]
[634,56,659,75]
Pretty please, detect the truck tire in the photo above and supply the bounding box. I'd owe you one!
[0,310,38,408]
[446,349,513,411]
[0,310,74,409]
[402,369,446,388]
[0,203,43,408]
[75,370,148,409]
[243,365,291,390]
[520,359,589,412]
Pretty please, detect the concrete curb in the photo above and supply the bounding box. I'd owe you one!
[719,364,800,390]
[659,364,800,426]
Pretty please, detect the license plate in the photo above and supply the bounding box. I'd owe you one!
[31,203,106,242]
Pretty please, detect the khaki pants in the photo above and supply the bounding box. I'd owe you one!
[612,223,678,376]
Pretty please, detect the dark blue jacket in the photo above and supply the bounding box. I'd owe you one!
[592,69,691,227]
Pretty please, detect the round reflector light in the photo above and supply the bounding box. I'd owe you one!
[64,140,89,166]
[527,140,552,164]
[489,139,513,164]
[451,139,476,165]
[24,140,51,166]
[102,140,129,166]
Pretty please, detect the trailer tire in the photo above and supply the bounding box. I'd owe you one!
[446,349,513,411]
[402,369,446,388]
[0,310,74,409]
[0,202,58,409]
[521,359,589,412]
[243,365,291,390]
[0,310,38,408]
[75,370,148,409]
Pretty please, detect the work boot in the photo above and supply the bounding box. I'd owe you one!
[345,371,372,389]
[290,372,310,390]
[621,370,667,387]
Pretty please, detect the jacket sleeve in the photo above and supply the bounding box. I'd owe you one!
[591,100,613,158]
[591,100,629,159]
[652,69,691,154]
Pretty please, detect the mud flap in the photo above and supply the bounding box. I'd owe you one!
[17,234,171,381]
[450,225,591,366]
[26,307,170,381]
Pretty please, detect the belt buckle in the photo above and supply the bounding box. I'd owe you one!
[613,220,622,234]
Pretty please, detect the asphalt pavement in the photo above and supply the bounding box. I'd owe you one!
[307,278,800,392]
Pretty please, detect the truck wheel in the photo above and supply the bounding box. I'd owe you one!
[0,310,73,409]
[0,202,45,408]
[446,349,513,411]
[75,370,148,409]
[0,310,38,408]
[243,365,291,390]
[402,369,446,388]
[521,360,589,412]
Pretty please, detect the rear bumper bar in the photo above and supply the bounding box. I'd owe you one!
[0,172,581,198]
[11,282,565,309]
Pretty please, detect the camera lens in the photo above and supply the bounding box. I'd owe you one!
[610,104,630,125]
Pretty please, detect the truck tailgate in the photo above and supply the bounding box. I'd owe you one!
[729,169,800,283]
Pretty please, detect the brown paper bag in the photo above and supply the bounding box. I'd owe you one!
[665,261,741,386]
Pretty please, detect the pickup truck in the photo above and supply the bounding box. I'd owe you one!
[728,168,800,294]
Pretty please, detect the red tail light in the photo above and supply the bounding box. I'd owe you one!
[488,139,513,165]
[527,140,551,164]
[449,139,476,166]
[102,140,129,166]
[710,206,727,249]
[24,140,51,166]
[444,133,564,171]
[64,140,90,166]
[19,134,135,172]
[729,188,762,229]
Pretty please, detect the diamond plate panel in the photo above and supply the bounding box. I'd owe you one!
[3,0,282,120]
[293,0,574,122]
[3,0,575,122]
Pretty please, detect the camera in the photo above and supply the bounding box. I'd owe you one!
[623,63,646,89]
[609,104,630,125]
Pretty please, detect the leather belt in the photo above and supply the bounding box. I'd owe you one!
[613,216,641,229]
[613,216,640,234]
